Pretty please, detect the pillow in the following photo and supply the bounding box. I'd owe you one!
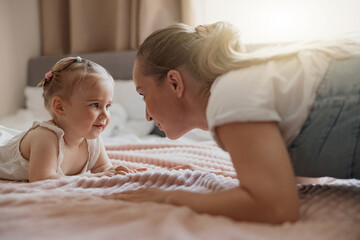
[26,81,146,121]
[113,80,146,120]
[101,103,128,137]
[24,82,154,136]
[24,87,50,118]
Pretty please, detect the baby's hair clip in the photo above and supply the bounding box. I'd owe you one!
[76,56,82,63]
[45,71,53,80]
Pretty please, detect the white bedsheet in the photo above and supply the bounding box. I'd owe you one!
[0,141,359,240]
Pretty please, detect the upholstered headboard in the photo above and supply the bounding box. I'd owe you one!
[27,50,137,86]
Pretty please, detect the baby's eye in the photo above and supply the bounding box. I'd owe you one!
[106,104,111,110]
[90,103,99,108]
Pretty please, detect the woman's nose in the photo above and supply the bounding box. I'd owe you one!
[146,109,153,121]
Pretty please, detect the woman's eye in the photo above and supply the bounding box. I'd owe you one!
[139,93,145,100]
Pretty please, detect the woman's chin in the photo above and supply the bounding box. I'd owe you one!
[166,135,181,140]
[164,129,188,140]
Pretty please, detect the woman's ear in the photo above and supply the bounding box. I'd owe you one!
[166,70,184,98]
[52,96,65,117]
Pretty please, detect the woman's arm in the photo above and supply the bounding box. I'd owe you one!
[104,122,299,223]
[296,176,320,184]
[207,121,300,223]
[180,122,300,223]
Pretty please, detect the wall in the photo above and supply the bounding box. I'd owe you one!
[195,0,360,43]
[0,0,41,118]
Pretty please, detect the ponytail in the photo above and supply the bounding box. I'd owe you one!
[137,21,360,91]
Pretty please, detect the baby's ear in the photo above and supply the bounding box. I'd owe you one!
[52,96,65,117]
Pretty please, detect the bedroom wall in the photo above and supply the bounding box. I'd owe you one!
[195,0,360,43]
[0,0,41,118]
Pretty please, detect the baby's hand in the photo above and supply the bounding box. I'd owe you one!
[111,165,147,175]
[82,166,147,178]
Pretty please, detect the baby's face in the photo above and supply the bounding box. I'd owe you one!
[63,77,114,139]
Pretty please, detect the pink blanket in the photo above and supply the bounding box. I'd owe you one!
[1,142,359,240]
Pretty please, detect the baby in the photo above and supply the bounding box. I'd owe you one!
[0,56,141,182]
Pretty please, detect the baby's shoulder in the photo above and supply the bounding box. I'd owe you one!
[20,125,59,160]
[25,126,59,146]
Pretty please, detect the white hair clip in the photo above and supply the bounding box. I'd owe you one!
[76,56,82,63]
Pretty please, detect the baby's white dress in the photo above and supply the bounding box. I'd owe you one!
[0,121,101,181]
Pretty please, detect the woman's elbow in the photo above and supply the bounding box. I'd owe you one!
[228,201,299,224]
[263,199,300,224]
[272,204,300,224]
[244,199,300,224]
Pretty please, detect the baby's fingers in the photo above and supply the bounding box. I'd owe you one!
[134,168,147,172]
[114,166,147,173]
[115,165,131,172]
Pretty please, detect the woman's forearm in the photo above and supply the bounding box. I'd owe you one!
[167,187,299,224]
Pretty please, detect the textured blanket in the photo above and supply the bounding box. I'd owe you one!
[0,142,359,240]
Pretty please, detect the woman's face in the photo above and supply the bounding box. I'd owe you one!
[133,60,188,139]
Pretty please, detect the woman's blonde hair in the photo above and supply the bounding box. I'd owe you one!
[137,21,360,91]
[38,57,113,115]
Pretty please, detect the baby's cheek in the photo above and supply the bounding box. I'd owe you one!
[104,119,110,129]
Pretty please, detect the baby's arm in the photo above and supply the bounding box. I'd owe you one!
[90,138,113,173]
[89,138,147,176]
[27,128,60,182]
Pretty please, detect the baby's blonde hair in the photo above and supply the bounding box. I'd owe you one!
[137,21,360,92]
[38,57,113,115]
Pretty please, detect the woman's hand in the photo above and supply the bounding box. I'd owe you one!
[102,188,173,204]
[170,164,237,178]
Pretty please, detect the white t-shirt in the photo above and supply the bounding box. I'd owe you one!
[206,50,330,149]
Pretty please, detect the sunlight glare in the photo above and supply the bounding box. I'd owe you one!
[201,0,360,43]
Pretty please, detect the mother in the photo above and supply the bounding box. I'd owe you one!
[108,21,360,224]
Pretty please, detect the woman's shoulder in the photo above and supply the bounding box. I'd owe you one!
[214,51,313,89]
[211,62,273,93]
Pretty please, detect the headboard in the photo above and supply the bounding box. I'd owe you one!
[27,43,282,86]
[27,50,137,86]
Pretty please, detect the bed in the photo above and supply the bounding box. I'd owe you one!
[0,50,360,240]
